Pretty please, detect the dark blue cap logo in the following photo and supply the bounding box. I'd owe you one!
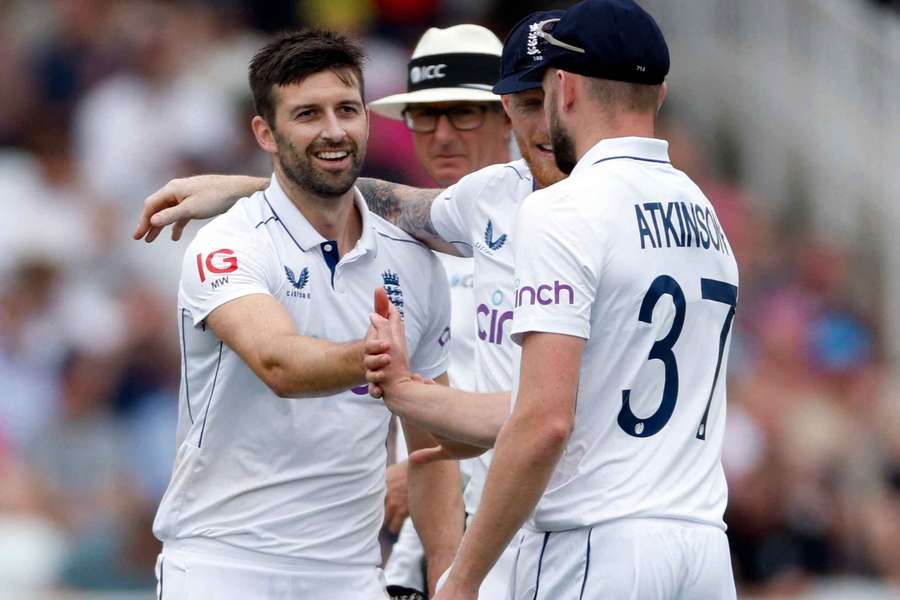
[521,0,670,87]
[493,9,566,95]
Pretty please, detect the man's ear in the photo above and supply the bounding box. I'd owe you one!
[251,115,278,155]
[657,81,668,112]
[558,70,577,113]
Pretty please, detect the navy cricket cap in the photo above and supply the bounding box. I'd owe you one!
[492,9,565,95]
[522,0,669,86]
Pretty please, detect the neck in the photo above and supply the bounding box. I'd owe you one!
[574,110,657,164]
[274,169,362,255]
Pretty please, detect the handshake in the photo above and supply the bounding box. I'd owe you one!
[363,287,492,467]
[363,287,426,400]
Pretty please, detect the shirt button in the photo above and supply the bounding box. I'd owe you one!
[323,243,333,252]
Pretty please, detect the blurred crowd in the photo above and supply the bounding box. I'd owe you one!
[0,0,896,596]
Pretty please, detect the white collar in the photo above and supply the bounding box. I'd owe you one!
[262,174,378,258]
[570,136,671,178]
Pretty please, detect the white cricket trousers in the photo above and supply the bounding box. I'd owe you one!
[508,519,736,600]
[155,545,389,600]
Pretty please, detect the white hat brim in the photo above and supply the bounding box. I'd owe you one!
[368,87,501,120]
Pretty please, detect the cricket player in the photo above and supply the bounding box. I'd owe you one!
[150,29,458,600]
[135,11,567,599]
[427,1,739,598]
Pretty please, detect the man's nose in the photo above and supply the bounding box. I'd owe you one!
[320,110,347,142]
[432,113,459,145]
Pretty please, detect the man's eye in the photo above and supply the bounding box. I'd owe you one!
[296,110,315,119]
[340,105,359,114]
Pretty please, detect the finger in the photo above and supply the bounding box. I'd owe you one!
[135,189,175,239]
[374,287,391,318]
[388,511,406,535]
[144,226,162,243]
[150,204,189,229]
[368,383,383,398]
[364,339,390,354]
[384,503,396,526]
[370,314,393,338]
[366,370,386,383]
[171,219,188,241]
[133,214,151,240]
[369,313,389,329]
[363,355,390,371]
[410,374,424,383]
[408,446,448,465]
[422,378,435,386]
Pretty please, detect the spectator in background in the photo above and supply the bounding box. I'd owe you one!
[74,1,240,205]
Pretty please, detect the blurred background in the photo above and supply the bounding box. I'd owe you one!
[0,0,897,598]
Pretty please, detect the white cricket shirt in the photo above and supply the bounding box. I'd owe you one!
[438,253,476,392]
[510,137,739,531]
[430,159,534,514]
[153,175,451,566]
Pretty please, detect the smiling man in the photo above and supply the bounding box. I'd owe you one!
[151,29,459,599]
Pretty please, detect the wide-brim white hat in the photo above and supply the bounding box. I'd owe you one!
[369,24,503,121]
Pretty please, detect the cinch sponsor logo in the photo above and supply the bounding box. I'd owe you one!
[410,64,446,84]
[477,305,513,345]
[514,280,575,307]
[477,289,513,345]
[196,249,238,283]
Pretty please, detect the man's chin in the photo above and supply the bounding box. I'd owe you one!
[523,152,565,189]
[428,161,469,187]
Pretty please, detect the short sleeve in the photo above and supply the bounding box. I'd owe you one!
[429,167,498,258]
[510,193,600,345]
[179,224,277,327]
[408,252,452,380]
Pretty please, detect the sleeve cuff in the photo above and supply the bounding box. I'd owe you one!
[187,287,272,327]
[510,317,590,346]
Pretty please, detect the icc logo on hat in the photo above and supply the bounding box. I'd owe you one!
[410,64,447,84]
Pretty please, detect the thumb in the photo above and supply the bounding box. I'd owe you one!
[374,287,391,319]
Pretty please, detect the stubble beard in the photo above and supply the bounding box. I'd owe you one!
[548,100,578,176]
[274,130,365,198]
[515,129,566,189]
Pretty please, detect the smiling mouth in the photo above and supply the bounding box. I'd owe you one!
[536,144,554,154]
[313,150,351,162]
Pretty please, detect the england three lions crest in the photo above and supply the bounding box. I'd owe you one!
[382,270,404,319]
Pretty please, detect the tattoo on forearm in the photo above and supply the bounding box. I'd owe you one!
[358,178,443,241]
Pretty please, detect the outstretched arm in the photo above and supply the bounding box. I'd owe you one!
[133,174,462,255]
[356,178,460,256]
[206,293,389,398]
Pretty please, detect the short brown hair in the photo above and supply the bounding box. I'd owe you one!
[587,78,660,114]
[249,29,366,125]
